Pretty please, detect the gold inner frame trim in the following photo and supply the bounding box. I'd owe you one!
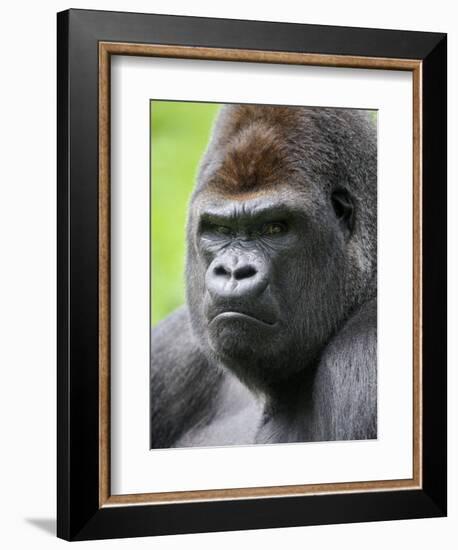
[98,41,423,507]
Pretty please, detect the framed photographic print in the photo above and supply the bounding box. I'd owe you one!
[57,9,447,541]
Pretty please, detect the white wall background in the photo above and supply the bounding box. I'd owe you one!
[0,1,454,548]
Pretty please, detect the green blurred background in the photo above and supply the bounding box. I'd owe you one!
[150,101,220,325]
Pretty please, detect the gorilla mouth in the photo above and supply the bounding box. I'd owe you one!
[210,311,277,327]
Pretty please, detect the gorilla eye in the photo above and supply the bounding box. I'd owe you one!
[331,188,354,232]
[261,222,288,236]
[214,225,232,236]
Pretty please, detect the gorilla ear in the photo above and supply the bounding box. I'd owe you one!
[331,187,354,234]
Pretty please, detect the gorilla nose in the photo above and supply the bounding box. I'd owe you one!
[206,256,268,300]
[214,263,257,280]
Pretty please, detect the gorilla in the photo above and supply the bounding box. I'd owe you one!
[150,104,377,448]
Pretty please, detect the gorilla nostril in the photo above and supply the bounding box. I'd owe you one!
[214,265,230,278]
[233,265,257,280]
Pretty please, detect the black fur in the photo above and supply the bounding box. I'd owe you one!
[151,105,377,448]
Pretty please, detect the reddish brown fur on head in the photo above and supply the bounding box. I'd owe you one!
[199,105,301,196]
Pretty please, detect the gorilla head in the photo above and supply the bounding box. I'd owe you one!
[185,105,377,394]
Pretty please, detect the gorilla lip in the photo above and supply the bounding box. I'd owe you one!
[210,311,277,327]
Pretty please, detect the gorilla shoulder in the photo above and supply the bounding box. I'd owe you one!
[311,298,377,441]
[150,306,220,448]
[255,299,377,445]
[150,306,264,448]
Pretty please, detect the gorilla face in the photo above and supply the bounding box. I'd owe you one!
[200,192,307,354]
[187,186,351,387]
[185,105,375,390]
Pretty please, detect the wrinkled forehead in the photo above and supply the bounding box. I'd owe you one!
[190,187,315,222]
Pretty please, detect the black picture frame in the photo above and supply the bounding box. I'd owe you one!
[57,8,447,541]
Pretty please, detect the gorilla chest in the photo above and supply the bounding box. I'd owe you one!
[173,372,309,447]
[174,373,265,448]
[175,400,264,447]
